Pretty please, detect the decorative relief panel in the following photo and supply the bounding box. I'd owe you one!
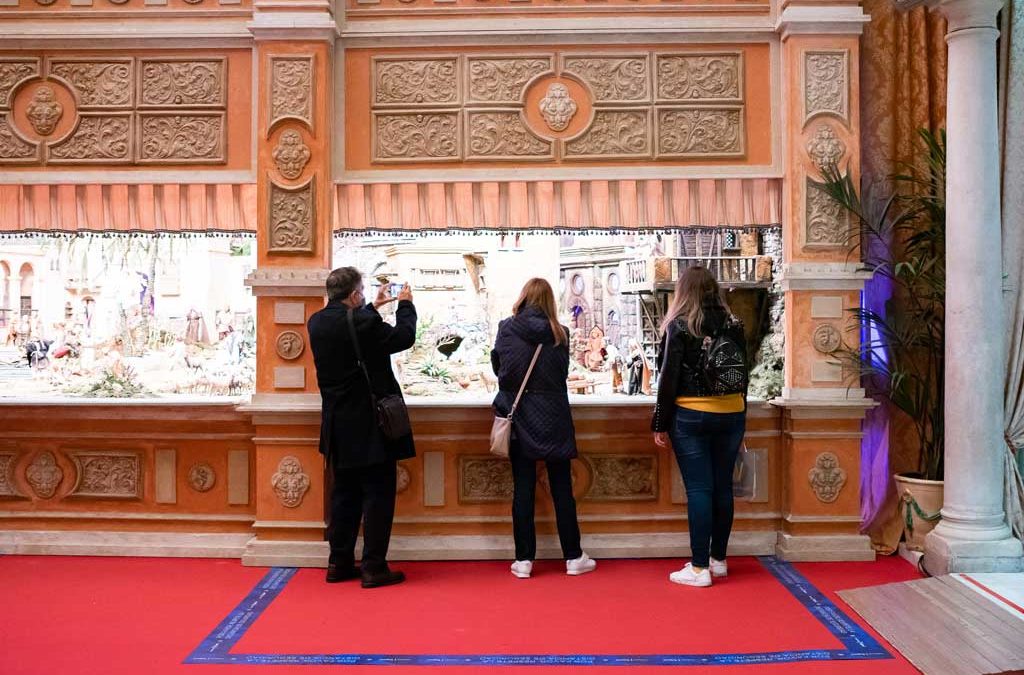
[396,463,411,494]
[655,53,742,102]
[657,107,743,158]
[565,110,650,159]
[467,57,551,104]
[806,123,846,173]
[188,462,216,493]
[808,451,847,503]
[271,455,310,508]
[139,59,225,108]
[812,323,842,354]
[50,60,133,108]
[0,59,40,107]
[275,330,305,360]
[0,452,20,497]
[0,118,38,163]
[563,56,650,102]
[374,112,460,162]
[585,454,658,501]
[270,55,314,131]
[805,178,850,247]
[538,83,577,132]
[70,452,141,499]
[26,451,63,499]
[375,58,459,107]
[804,51,849,125]
[459,455,514,503]
[272,129,310,179]
[26,86,63,136]
[466,111,551,160]
[138,113,225,163]
[268,179,315,253]
[48,114,132,164]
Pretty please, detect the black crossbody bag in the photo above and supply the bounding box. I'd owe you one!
[347,308,412,441]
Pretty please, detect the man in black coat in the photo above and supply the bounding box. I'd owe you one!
[307,266,417,588]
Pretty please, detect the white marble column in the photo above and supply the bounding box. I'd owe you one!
[924,0,1024,574]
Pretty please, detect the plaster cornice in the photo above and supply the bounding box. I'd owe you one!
[776,4,871,38]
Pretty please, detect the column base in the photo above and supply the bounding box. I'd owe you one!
[775,532,875,562]
[923,529,1024,575]
[0,531,253,558]
[241,537,329,567]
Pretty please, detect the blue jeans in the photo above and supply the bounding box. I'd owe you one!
[669,407,746,568]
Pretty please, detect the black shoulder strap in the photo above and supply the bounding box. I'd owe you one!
[346,307,378,407]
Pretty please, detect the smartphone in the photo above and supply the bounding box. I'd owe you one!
[389,282,404,296]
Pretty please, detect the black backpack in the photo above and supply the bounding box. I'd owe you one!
[698,317,748,396]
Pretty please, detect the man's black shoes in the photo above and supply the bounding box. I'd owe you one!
[326,564,360,583]
[360,569,406,588]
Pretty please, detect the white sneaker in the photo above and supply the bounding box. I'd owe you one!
[669,562,712,587]
[511,560,533,579]
[710,558,728,578]
[566,552,597,576]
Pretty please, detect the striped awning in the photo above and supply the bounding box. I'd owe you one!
[0,183,256,235]
[333,178,782,233]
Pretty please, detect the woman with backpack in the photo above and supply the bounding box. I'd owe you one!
[651,266,748,587]
[491,278,596,579]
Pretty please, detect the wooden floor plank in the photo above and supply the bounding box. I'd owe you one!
[934,576,1024,661]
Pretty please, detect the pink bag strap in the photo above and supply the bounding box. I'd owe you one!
[508,344,543,419]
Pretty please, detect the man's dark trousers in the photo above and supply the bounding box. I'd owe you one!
[327,460,397,574]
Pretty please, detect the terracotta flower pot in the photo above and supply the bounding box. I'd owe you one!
[893,472,944,552]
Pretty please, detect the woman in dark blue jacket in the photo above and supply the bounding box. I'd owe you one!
[491,278,596,579]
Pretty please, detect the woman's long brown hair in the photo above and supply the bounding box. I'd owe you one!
[659,266,730,337]
[512,277,566,345]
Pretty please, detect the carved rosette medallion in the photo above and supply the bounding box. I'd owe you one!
[272,129,311,180]
[585,454,658,501]
[656,54,742,101]
[467,112,550,160]
[25,451,63,499]
[270,56,314,130]
[271,456,310,508]
[808,452,847,503]
[25,86,63,136]
[188,463,216,493]
[49,61,132,108]
[565,110,650,159]
[657,107,744,157]
[459,456,514,503]
[374,58,458,106]
[48,114,131,164]
[0,60,40,107]
[268,179,315,253]
[275,330,305,360]
[467,57,551,104]
[563,56,649,102]
[140,60,225,107]
[396,463,410,494]
[139,114,224,163]
[805,178,849,246]
[806,124,846,173]
[71,452,141,498]
[804,51,848,124]
[538,83,577,132]
[374,113,460,162]
[0,453,20,497]
[812,323,842,354]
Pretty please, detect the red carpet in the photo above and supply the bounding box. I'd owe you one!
[0,555,922,675]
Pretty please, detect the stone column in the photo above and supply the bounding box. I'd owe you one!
[773,2,876,561]
[240,1,338,567]
[923,0,1024,574]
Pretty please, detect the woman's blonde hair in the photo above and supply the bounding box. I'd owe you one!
[512,277,566,345]
[659,265,730,336]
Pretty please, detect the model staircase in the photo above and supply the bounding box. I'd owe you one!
[637,292,665,381]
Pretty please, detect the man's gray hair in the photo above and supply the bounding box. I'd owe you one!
[326,266,362,303]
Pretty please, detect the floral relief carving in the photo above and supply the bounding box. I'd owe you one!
[140,60,225,107]
[467,58,550,103]
[0,453,20,497]
[538,83,577,132]
[272,129,311,180]
[812,323,842,354]
[467,112,550,159]
[808,452,847,503]
[804,51,848,123]
[71,453,140,498]
[396,463,410,494]
[25,452,63,499]
[565,110,649,158]
[275,330,305,360]
[271,56,313,129]
[806,124,846,173]
[459,456,514,503]
[805,178,850,246]
[375,59,458,106]
[48,115,131,163]
[271,455,310,508]
[25,86,63,136]
[656,54,742,101]
[374,113,459,161]
[563,57,649,102]
[585,454,657,501]
[0,118,38,162]
[268,180,315,253]
[0,60,39,107]
[657,108,743,157]
[188,463,216,493]
[50,61,132,108]
[139,114,224,163]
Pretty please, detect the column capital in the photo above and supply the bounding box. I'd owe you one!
[777,262,873,291]
[777,4,871,39]
[896,0,1005,31]
[245,267,329,297]
[248,6,339,42]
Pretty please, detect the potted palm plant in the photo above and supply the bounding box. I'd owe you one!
[816,129,946,551]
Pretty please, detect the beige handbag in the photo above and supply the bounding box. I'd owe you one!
[489,344,543,458]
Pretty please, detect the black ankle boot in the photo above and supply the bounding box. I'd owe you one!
[360,568,405,588]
